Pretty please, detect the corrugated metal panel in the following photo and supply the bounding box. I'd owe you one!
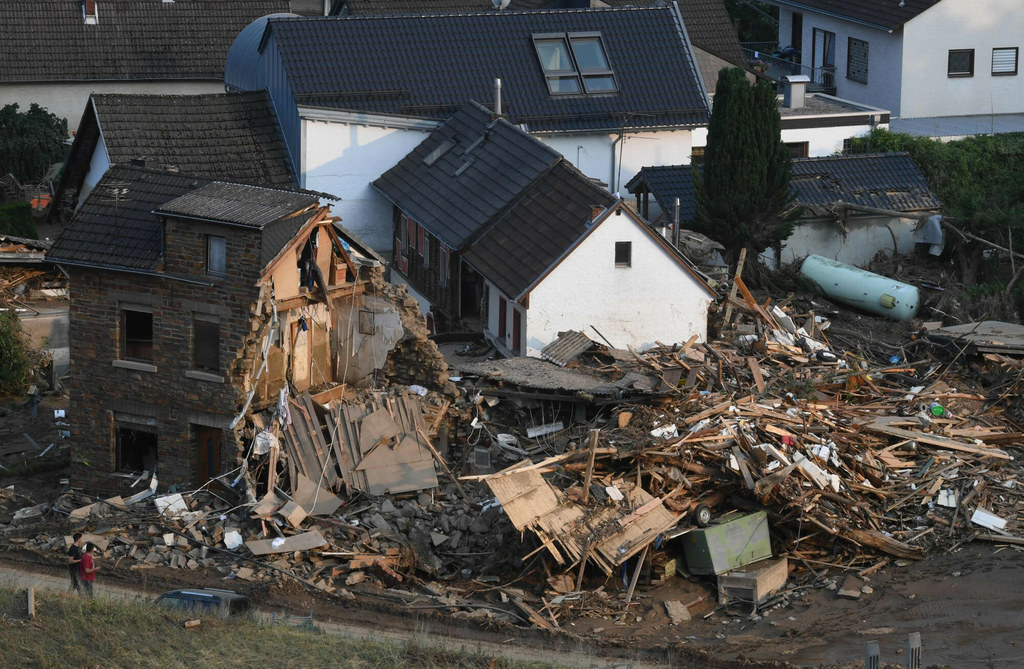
[540,330,597,367]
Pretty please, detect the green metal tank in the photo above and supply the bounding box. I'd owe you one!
[800,254,919,321]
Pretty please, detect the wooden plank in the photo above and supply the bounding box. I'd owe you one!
[358,407,401,454]
[301,393,339,488]
[722,247,747,325]
[417,427,465,497]
[861,417,1011,460]
[747,356,766,393]
[582,430,599,503]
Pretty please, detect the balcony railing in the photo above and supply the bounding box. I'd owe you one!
[741,47,836,95]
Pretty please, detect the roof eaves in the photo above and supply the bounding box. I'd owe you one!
[769,0,896,32]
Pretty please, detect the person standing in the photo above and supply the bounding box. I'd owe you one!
[79,542,100,597]
[67,532,83,593]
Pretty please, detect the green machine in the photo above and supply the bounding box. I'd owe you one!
[681,511,772,575]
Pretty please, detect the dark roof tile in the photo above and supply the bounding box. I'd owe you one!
[768,0,942,31]
[0,0,291,83]
[790,152,941,215]
[265,7,709,132]
[89,92,295,187]
[156,183,318,228]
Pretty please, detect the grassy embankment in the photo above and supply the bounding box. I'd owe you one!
[0,585,557,669]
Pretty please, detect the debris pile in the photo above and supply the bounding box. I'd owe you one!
[4,276,1024,632]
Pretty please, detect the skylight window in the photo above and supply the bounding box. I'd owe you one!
[533,33,616,96]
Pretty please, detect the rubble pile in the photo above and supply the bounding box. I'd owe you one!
[4,277,1024,632]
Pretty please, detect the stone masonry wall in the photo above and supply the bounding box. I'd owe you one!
[68,217,262,495]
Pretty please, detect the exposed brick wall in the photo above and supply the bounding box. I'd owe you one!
[68,216,263,495]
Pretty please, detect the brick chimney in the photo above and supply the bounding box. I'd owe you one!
[590,204,606,221]
[84,0,98,24]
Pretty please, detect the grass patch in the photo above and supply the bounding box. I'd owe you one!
[0,585,557,669]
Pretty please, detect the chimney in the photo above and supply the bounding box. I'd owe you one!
[590,204,606,221]
[782,75,809,109]
[84,0,98,24]
[493,78,502,117]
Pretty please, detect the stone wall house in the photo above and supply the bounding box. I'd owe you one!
[46,164,427,495]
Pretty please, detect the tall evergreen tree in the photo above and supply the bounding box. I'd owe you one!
[694,68,798,263]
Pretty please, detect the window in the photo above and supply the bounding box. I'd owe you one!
[193,315,220,372]
[847,37,868,84]
[207,235,226,276]
[439,246,450,288]
[784,141,809,159]
[534,32,616,95]
[948,49,974,77]
[812,28,836,87]
[993,47,1019,76]
[615,241,632,267]
[690,146,706,165]
[117,425,157,472]
[121,308,153,361]
[417,224,425,257]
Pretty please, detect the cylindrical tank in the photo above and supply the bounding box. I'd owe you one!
[799,255,919,321]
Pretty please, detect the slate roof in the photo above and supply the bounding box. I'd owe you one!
[625,164,699,225]
[767,0,942,32]
[374,102,568,250]
[88,92,296,186]
[0,0,292,83]
[48,166,207,271]
[47,166,321,272]
[790,153,941,216]
[465,160,615,299]
[373,101,616,298]
[627,152,940,222]
[263,7,710,132]
[336,0,747,67]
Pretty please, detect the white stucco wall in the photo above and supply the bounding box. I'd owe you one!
[902,0,1024,118]
[301,116,434,252]
[523,210,711,356]
[79,138,111,209]
[538,128,693,195]
[781,216,918,266]
[0,81,225,136]
[777,7,904,116]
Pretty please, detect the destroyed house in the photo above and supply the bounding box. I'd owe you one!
[52,91,298,223]
[627,152,940,267]
[46,165,388,495]
[224,4,710,251]
[374,102,715,355]
[0,0,293,135]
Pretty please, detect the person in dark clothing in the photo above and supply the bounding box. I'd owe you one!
[80,542,99,597]
[67,532,83,593]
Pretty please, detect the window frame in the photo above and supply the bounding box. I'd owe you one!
[992,47,1019,76]
[206,234,226,276]
[614,241,632,268]
[846,37,868,84]
[948,49,975,77]
[120,305,154,362]
[116,423,157,473]
[533,32,617,96]
[192,314,220,373]
[439,245,450,288]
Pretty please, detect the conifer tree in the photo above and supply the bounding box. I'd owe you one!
[694,68,798,263]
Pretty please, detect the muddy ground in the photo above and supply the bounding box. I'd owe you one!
[3,391,1023,669]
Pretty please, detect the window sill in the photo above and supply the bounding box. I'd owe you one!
[112,360,157,373]
[185,370,225,384]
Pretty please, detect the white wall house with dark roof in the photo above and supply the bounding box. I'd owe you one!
[768,0,1024,121]
[0,0,291,134]
[225,7,712,254]
[513,203,715,357]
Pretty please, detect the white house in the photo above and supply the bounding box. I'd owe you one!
[765,0,1024,127]
[373,102,715,353]
[0,1,294,135]
[224,5,712,253]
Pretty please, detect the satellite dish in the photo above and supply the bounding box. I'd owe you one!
[492,0,511,9]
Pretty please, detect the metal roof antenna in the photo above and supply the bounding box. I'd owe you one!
[492,0,511,9]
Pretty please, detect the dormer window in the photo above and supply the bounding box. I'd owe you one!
[533,33,616,96]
